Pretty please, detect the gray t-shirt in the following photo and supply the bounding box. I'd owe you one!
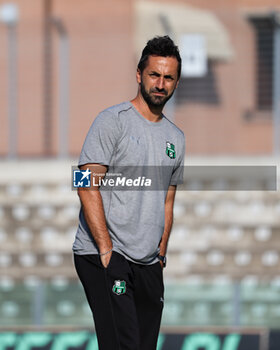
[72,101,185,264]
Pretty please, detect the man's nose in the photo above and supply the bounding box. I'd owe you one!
[155,77,164,90]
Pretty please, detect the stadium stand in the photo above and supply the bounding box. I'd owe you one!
[0,158,279,327]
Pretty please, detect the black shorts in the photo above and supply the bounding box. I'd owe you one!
[74,251,164,350]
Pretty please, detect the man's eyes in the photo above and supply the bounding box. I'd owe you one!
[149,73,174,81]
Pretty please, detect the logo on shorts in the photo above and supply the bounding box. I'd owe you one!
[73,168,91,188]
[166,141,176,159]
[112,280,126,295]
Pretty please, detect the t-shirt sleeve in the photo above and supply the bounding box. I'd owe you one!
[170,134,185,186]
[78,110,121,167]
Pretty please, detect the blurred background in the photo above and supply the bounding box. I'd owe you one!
[0,0,280,349]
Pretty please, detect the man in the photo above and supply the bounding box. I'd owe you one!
[73,36,185,350]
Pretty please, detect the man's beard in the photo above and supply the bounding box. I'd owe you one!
[140,82,175,108]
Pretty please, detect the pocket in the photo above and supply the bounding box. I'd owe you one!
[104,251,131,281]
[104,251,126,270]
[103,251,115,270]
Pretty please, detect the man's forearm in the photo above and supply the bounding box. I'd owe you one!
[159,185,176,257]
[159,209,173,256]
[78,188,112,253]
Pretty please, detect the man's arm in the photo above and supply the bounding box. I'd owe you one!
[158,185,177,267]
[77,163,112,268]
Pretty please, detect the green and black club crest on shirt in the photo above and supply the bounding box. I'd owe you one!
[112,280,126,295]
[166,141,176,159]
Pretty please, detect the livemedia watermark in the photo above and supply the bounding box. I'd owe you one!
[71,165,277,191]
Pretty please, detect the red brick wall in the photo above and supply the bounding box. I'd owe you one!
[0,0,45,156]
[0,0,277,156]
[173,0,275,154]
[52,0,135,156]
[0,0,134,157]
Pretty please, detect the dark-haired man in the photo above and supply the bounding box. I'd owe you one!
[73,36,185,350]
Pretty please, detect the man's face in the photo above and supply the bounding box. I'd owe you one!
[137,55,179,108]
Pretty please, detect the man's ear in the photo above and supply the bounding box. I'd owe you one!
[136,69,141,84]
[175,78,180,89]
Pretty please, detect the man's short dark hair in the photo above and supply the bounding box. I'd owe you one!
[137,35,182,80]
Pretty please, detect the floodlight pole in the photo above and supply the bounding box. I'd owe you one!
[43,0,53,156]
[0,3,19,159]
[52,17,69,158]
[273,13,280,155]
[7,23,18,158]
